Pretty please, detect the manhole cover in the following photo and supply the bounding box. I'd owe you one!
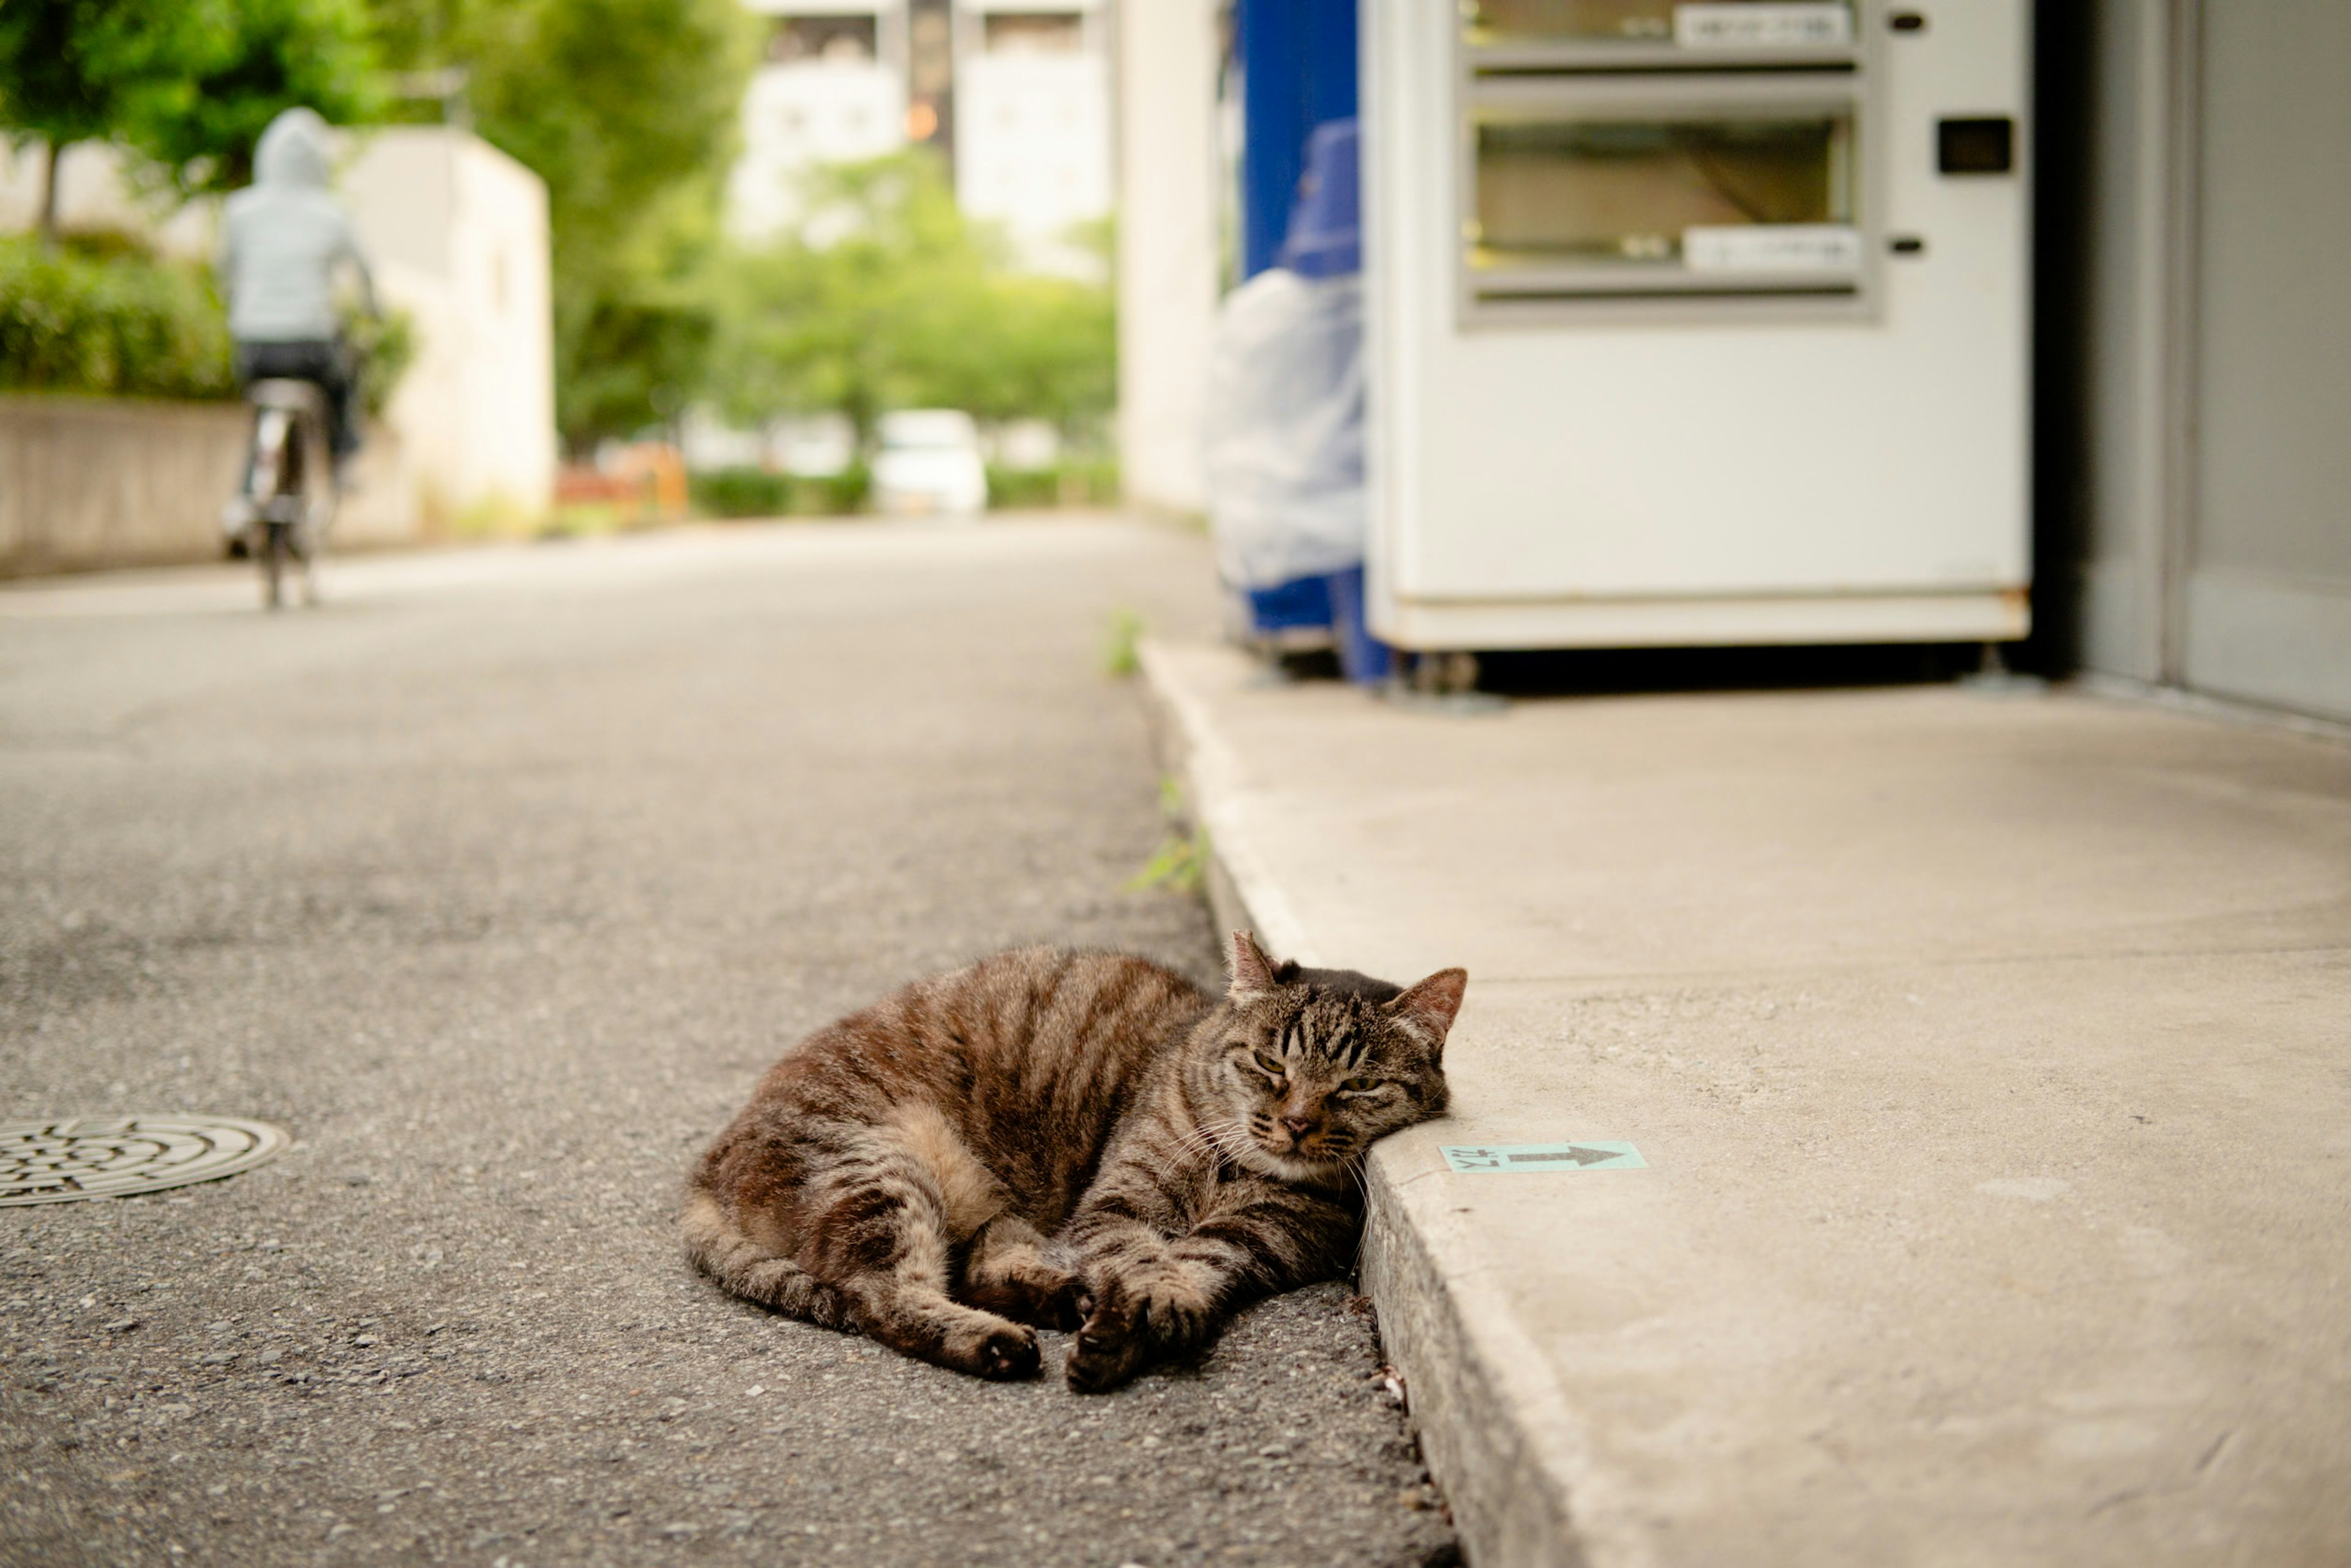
[1,1116,290,1206]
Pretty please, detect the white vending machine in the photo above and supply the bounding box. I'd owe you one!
[1362,0,2031,654]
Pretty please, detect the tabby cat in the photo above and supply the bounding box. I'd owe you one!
[684,932,1465,1390]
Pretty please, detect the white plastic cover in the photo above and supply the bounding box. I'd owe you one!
[1204,268,1365,590]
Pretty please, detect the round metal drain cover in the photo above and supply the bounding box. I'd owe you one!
[1,1116,290,1206]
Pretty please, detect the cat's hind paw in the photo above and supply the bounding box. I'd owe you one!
[974,1323,1041,1381]
[924,1310,1040,1381]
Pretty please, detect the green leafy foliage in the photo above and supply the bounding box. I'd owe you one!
[0,235,418,411]
[557,289,717,454]
[460,0,750,274]
[366,0,757,449]
[0,0,378,213]
[0,0,225,156]
[1101,607,1146,679]
[0,0,230,231]
[1124,779,1207,896]
[986,459,1121,511]
[0,236,234,399]
[688,464,870,520]
[1124,832,1205,896]
[708,152,1116,448]
[347,302,416,416]
[133,0,386,195]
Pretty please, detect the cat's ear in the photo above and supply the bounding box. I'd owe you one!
[1385,968,1468,1054]
[1228,931,1281,1000]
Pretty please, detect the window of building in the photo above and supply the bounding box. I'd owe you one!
[769,15,879,65]
[982,12,1084,55]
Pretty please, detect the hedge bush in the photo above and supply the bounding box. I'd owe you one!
[348,304,418,418]
[1,236,417,412]
[690,461,1118,518]
[689,464,871,519]
[688,465,786,516]
[985,459,1119,510]
[0,236,236,401]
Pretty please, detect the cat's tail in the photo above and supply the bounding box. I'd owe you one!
[681,1190,854,1330]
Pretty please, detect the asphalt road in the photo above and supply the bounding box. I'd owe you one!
[0,521,1458,1568]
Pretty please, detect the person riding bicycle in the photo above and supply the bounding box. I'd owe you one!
[217,107,378,505]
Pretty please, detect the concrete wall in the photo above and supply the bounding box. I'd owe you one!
[1112,0,1220,514]
[2178,0,2351,720]
[2049,0,2351,722]
[0,395,420,578]
[342,129,557,525]
[0,395,244,575]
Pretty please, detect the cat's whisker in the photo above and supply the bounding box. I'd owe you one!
[1174,1118,1239,1160]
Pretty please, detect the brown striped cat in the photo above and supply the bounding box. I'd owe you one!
[684,932,1465,1390]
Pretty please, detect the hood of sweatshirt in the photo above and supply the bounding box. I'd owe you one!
[252,107,332,191]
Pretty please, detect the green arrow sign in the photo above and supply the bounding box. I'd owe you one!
[1440,1141,1646,1173]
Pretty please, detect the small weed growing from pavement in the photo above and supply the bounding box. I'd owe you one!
[1126,775,1205,894]
[1102,608,1146,678]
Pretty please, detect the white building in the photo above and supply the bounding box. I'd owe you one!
[340,127,557,530]
[728,1,910,240]
[951,1,1114,278]
[1112,0,1220,512]
[727,0,1111,277]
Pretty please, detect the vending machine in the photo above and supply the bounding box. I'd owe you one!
[1361,0,2031,655]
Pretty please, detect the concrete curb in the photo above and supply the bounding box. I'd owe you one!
[1138,640,1607,1568]
[1136,636,2351,1566]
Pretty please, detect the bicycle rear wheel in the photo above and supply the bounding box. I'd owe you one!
[261,522,288,611]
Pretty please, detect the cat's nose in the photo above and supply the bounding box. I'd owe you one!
[1280,1114,1314,1138]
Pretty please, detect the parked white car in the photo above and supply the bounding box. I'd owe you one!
[871,410,988,517]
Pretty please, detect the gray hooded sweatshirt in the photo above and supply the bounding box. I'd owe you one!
[218,108,377,343]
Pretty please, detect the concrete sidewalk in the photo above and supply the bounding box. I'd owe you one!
[1144,641,2351,1568]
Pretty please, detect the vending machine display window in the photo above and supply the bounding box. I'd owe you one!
[1463,82,1865,308]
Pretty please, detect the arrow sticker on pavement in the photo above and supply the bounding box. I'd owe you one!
[1440,1142,1646,1173]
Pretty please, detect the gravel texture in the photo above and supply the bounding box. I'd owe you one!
[0,521,1458,1567]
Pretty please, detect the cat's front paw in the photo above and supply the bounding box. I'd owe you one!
[1066,1321,1144,1392]
[1064,1286,1147,1394]
[1065,1264,1217,1392]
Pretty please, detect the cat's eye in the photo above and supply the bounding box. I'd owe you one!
[1253,1049,1285,1076]
[1341,1076,1379,1093]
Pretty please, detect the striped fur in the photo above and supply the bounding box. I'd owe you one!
[684,933,1464,1389]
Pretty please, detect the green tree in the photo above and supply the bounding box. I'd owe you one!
[368,0,756,449]
[135,0,386,197]
[0,0,228,240]
[710,151,1117,447]
[711,152,985,445]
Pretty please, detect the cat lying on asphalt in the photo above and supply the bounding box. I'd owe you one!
[684,932,1464,1390]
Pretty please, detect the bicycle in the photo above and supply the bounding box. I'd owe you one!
[227,378,338,610]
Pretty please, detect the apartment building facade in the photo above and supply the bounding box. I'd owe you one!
[729,0,1111,277]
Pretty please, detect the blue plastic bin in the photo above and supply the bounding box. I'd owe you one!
[1325,565,1393,684]
[1243,574,1334,634]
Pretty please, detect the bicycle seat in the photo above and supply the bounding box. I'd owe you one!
[247,378,329,414]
